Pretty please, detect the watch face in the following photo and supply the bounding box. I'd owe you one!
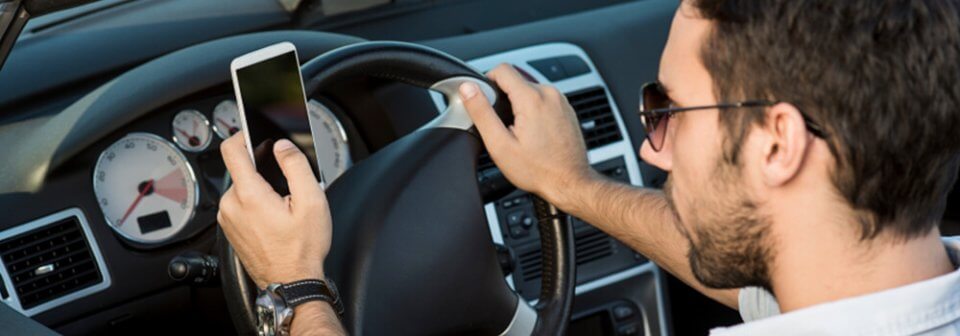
[257,289,283,336]
[257,305,275,336]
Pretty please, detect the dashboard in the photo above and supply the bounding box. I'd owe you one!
[0,0,680,334]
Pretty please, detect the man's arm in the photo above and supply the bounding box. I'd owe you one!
[558,172,739,308]
[292,302,348,336]
[460,64,738,309]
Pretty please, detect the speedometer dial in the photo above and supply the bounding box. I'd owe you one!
[212,100,242,139]
[172,109,212,152]
[307,100,352,183]
[93,133,198,244]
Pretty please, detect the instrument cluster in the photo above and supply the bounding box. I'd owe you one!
[90,97,353,247]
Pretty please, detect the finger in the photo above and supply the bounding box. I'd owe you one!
[221,135,265,186]
[460,82,517,152]
[486,64,538,100]
[273,139,323,202]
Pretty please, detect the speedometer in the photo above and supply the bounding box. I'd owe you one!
[93,133,198,244]
[307,100,352,183]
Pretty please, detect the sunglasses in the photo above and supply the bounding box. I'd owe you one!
[638,81,827,152]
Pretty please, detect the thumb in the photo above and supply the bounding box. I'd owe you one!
[273,139,323,202]
[460,82,516,152]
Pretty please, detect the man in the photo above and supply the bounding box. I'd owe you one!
[218,0,960,334]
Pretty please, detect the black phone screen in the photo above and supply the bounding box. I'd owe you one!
[236,50,310,195]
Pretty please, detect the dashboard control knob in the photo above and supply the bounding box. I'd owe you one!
[168,251,219,285]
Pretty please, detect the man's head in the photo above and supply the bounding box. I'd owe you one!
[642,0,960,290]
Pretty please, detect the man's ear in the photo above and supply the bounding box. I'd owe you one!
[759,103,813,187]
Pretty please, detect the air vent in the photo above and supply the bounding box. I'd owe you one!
[518,227,615,282]
[0,209,109,314]
[567,87,623,149]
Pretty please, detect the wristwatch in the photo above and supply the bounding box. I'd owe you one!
[255,278,344,336]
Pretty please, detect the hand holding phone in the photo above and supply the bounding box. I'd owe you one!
[230,42,326,194]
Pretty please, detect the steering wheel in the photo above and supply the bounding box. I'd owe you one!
[217,41,575,335]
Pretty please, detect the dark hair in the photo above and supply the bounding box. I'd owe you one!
[691,0,960,239]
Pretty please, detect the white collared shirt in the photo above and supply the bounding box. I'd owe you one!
[711,236,960,336]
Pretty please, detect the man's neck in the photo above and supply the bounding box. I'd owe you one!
[769,220,954,313]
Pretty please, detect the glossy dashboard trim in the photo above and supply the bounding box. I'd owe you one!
[0,207,112,316]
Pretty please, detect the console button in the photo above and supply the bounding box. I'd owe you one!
[507,212,524,226]
[557,55,590,78]
[522,216,535,228]
[528,58,567,82]
[613,305,636,321]
[617,323,640,336]
[509,226,528,239]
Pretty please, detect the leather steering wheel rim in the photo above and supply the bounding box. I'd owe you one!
[218,41,575,336]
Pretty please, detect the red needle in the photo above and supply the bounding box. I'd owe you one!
[175,128,192,139]
[118,179,153,227]
[216,117,232,128]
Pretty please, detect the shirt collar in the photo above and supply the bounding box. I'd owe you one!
[711,238,960,336]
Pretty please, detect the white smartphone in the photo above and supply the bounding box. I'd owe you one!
[230,42,326,194]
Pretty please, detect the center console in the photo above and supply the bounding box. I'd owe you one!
[431,43,669,336]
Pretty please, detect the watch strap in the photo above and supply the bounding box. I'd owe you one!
[276,279,345,319]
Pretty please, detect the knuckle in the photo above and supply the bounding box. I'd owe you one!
[216,210,228,225]
[492,63,512,74]
[541,85,561,99]
[218,196,236,215]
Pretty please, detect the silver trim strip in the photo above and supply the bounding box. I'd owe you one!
[423,76,496,130]
[498,295,537,336]
[0,208,112,316]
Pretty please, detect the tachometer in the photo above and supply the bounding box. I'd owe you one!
[93,133,198,244]
[308,100,352,183]
[212,100,242,139]
[172,109,212,152]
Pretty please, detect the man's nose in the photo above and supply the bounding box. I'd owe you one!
[639,138,673,172]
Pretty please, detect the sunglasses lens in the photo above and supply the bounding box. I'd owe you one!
[649,114,669,151]
[640,83,672,151]
[642,83,671,112]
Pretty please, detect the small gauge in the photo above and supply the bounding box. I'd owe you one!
[308,100,352,183]
[212,100,242,139]
[172,110,213,152]
[93,133,198,244]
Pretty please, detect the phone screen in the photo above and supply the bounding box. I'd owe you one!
[235,50,312,195]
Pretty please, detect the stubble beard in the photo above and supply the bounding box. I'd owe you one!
[663,161,775,291]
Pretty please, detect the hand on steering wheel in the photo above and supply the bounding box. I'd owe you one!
[460,64,593,211]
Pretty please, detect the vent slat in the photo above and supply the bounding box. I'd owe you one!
[4,236,86,271]
[17,265,97,298]
[567,87,622,149]
[518,227,616,282]
[1,227,80,263]
[0,217,103,310]
[11,249,92,284]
